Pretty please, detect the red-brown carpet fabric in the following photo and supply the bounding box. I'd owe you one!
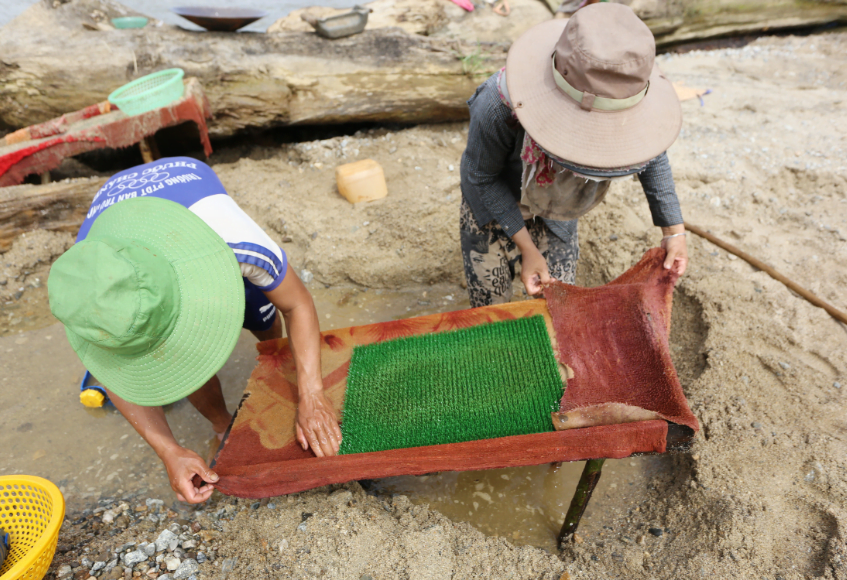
[214,421,669,498]
[543,248,699,432]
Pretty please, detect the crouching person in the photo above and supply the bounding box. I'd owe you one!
[48,157,341,503]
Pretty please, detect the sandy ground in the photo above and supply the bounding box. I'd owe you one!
[2,31,847,580]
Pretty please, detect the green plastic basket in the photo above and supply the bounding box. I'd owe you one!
[111,17,148,29]
[108,69,185,117]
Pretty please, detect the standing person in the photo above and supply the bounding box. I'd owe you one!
[460,3,688,307]
[48,157,341,504]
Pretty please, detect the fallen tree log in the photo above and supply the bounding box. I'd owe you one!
[1,0,845,137]
[0,0,506,139]
[0,177,105,251]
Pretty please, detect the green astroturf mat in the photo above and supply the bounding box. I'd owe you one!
[338,315,564,455]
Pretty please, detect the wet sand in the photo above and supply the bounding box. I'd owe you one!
[1,31,846,580]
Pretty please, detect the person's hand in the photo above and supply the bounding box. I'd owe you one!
[661,228,688,276]
[520,247,551,297]
[296,389,342,457]
[161,445,218,504]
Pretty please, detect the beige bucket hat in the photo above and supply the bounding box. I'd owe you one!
[506,3,681,169]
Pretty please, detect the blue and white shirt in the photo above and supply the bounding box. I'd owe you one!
[77,157,287,291]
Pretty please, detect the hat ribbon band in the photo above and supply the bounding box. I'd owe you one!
[551,56,648,112]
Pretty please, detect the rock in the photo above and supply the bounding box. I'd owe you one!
[173,559,199,580]
[101,509,117,524]
[300,269,314,284]
[158,576,171,580]
[168,539,179,552]
[90,562,106,573]
[81,557,93,569]
[197,530,220,543]
[58,564,73,578]
[778,361,790,369]
[164,557,181,572]
[196,553,206,564]
[220,558,238,574]
[834,382,841,389]
[266,502,277,510]
[648,527,664,537]
[122,550,147,567]
[155,530,178,553]
[180,540,196,550]
[297,522,308,532]
[146,499,164,511]
[143,544,156,557]
[752,422,763,430]
[328,489,353,507]
[278,539,289,553]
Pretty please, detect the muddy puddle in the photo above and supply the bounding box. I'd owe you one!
[0,280,698,551]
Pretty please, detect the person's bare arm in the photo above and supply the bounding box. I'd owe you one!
[263,264,341,457]
[513,226,551,296]
[106,389,218,503]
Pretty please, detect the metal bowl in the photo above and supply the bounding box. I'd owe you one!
[171,7,269,32]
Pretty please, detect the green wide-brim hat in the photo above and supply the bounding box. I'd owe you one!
[48,196,245,406]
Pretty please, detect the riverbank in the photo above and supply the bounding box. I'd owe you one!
[2,31,846,579]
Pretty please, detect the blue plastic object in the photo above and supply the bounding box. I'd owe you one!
[79,370,110,408]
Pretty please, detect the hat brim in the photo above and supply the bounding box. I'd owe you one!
[66,196,245,406]
[506,19,682,169]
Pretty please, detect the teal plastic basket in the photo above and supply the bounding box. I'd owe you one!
[111,16,148,28]
[108,69,185,117]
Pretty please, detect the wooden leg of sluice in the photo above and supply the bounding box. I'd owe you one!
[558,458,606,548]
[139,136,159,163]
[39,171,51,184]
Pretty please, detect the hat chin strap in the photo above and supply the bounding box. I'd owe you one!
[551,55,648,112]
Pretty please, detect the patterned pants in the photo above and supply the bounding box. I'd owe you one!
[460,198,579,308]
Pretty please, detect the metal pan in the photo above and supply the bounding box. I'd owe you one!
[171,7,269,32]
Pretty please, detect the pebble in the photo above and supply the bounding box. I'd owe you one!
[267,502,277,510]
[278,539,289,553]
[122,550,147,567]
[58,564,73,578]
[181,540,197,550]
[835,382,841,389]
[82,557,93,568]
[297,521,308,532]
[158,576,171,580]
[165,556,181,571]
[609,234,618,241]
[145,499,164,511]
[778,361,790,370]
[155,530,177,553]
[752,422,763,430]
[329,489,353,506]
[143,543,156,557]
[196,553,206,564]
[90,562,106,573]
[173,559,199,579]
[221,558,238,574]
[300,269,314,284]
[648,528,664,537]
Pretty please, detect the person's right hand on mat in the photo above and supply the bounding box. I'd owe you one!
[296,390,342,457]
[162,445,219,504]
